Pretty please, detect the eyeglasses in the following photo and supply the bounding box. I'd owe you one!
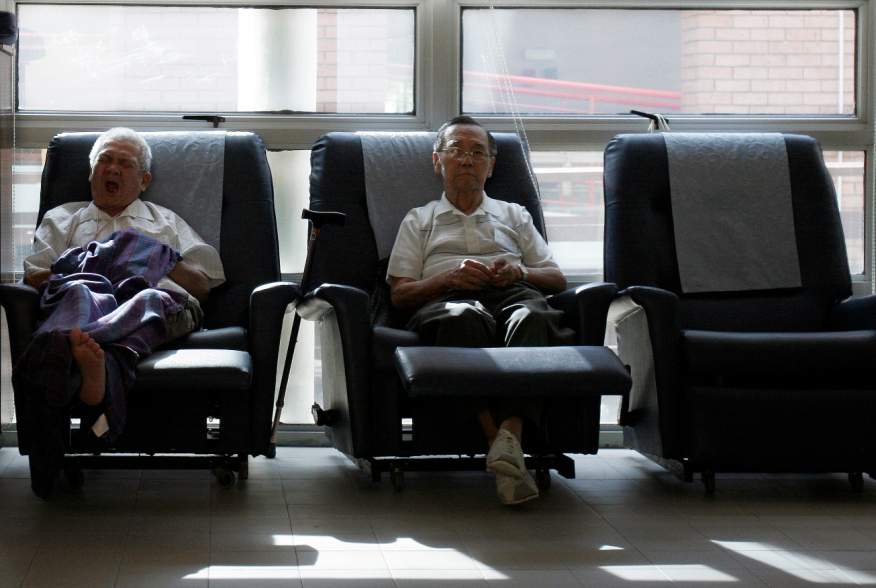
[440,146,492,162]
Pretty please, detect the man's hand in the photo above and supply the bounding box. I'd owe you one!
[490,259,523,288]
[389,259,494,310]
[446,259,494,291]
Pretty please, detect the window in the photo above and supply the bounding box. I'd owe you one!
[463,8,856,116]
[18,5,415,113]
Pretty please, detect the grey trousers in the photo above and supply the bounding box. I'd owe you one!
[406,283,573,428]
[406,283,571,348]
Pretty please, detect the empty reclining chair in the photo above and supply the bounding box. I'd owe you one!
[0,131,294,488]
[603,132,876,492]
[298,131,630,489]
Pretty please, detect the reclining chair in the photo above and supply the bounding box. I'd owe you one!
[603,132,876,493]
[0,131,293,489]
[298,131,630,490]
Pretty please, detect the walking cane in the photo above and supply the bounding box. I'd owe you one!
[267,208,345,458]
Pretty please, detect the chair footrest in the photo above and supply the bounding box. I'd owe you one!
[394,345,631,399]
[135,349,252,391]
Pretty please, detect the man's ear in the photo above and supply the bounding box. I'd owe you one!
[432,152,441,176]
[140,171,152,193]
[487,156,496,178]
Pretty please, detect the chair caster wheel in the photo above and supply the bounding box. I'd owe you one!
[535,468,551,491]
[265,444,277,459]
[213,468,236,487]
[63,465,84,489]
[849,472,864,493]
[390,465,404,493]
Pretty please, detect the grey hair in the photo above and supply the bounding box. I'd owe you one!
[433,115,497,156]
[88,127,152,173]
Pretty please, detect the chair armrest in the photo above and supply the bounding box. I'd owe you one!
[618,285,686,460]
[0,283,40,364]
[248,281,302,453]
[548,281,618,344]
[829,294,876,330]
[297,283,374,456]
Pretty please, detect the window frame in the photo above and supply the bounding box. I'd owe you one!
[9,0,876,293]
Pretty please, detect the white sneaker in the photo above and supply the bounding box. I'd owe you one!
[496,471,539,505]
[486,429,526,479]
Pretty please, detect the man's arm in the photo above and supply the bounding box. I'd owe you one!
[491,259,567,294]
[24,269,52,290]
[390,259,494,310]
[522,265,567,293]
[24,205,77,290]
[168,260,211,303]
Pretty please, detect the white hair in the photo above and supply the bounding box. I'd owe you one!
[88,127,152,173]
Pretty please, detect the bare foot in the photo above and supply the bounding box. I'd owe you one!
[69,328,106,406]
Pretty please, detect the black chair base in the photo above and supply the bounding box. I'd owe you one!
[61,453,249,487]
[362,454,575,493]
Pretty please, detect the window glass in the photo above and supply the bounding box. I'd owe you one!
[17,5,415,113]
[11,149,42,276]
[826,150,866,275]
[463,9,855,116]
[532,149,866,277]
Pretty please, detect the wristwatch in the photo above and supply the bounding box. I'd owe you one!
[519,264,529,282]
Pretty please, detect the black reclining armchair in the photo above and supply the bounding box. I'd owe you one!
[603,132,876,492]
[297,131,629,489]
[0,131,294,488]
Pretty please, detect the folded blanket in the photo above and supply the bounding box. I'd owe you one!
[664,132,801,293]
[16,228,188,442]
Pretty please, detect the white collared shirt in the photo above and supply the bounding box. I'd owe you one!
[24,199,226,296]
[387,192,558,282]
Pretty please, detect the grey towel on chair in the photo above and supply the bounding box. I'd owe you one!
[360,132,444,259]
[142,131,226,252]
[664,132,801,293]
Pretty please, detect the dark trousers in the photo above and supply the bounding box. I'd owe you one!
[407,283,572,429]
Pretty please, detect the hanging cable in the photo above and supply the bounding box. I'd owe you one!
[485,0,541,202]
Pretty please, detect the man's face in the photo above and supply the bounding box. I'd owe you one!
[432,124,495,194]
[89,139,151,215]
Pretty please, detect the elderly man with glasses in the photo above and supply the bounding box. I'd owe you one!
[387,115,569,505]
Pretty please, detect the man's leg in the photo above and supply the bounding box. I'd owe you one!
[499,296,571,347]
[488,286,572,504]
[407,294,539,505]
[407,298,496,347]
[68,327,106,406]
[407,298,503,443]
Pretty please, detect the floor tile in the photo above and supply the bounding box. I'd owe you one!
[1,448,875,586]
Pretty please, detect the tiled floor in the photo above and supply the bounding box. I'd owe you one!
[0,447,875,587]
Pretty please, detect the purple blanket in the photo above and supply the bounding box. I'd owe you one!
[14,228,188,443]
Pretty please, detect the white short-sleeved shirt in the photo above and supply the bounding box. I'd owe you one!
[387,192,558,282]
[24,199,226,297]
